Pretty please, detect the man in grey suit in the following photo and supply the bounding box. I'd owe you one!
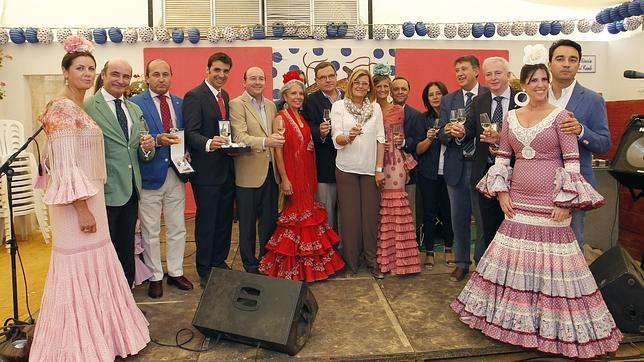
[548,39,611,249]
[438,55,489,282]
[84,58,156,287]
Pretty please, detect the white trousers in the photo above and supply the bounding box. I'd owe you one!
[139,169,186,281]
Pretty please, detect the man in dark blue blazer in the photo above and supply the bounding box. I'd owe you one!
[391,77,422,226]
[301,62,343,230]
[131,59,193,298]
[548,39,611,249]
[183,52,235,288]
[438,55,489,282]
[465,57,519,264]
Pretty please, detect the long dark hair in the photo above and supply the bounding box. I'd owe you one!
[421,81,448,118]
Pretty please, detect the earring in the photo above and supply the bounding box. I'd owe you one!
[514,90,529,107]
[64,78,69,86]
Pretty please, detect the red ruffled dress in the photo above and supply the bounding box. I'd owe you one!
[451,108,622,359]
[259,109,345,281]
[376,105,421,275]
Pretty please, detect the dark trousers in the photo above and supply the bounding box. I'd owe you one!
[236,165,278,271]
[335,168,380,273]
[477,187,504,249]
[417,173,454,253]
[192,179,235,279]
[106,193,138,287]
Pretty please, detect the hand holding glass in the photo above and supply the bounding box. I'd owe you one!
[456,108,466,125]
[139,120,152,158]
[323,109,331,130]
[480,113,492,131]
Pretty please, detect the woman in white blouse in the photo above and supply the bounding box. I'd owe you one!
[331,69,385,278]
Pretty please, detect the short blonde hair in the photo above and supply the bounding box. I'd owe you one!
[346,69,375,103]
[483,56,510,72]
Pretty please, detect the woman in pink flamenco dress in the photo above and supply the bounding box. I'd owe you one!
[372,72,420,275]
[450,59,622,359]
[259,73,345,281]
[30,37,149,361]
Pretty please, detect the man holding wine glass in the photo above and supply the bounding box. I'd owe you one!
[84,58,156,287]
[131,58,193,298]
[302,61,344,231]
[465,56,519,261]
[229,66,283,274]
[438,55,488,282]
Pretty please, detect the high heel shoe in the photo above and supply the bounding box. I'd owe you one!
[444,247,455,267]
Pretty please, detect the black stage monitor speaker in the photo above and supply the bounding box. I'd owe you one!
[192,268,318,355]
[589,245,644,334]
[609,114,644,190]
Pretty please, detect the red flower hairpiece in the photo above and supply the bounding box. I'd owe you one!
[282,70,303,84]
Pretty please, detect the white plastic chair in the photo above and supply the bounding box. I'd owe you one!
[0,120,51,245]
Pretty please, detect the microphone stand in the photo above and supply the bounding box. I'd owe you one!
[1,124,44,343]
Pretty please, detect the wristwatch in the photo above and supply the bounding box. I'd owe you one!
[375,167,384,173]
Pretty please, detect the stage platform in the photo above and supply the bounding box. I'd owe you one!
[127,238,644,362]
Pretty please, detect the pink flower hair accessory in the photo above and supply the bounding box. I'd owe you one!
[63,36,94,54]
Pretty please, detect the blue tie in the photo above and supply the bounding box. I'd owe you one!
[113,98,129,140]
[492,96,504,125]
[462,92,475,157]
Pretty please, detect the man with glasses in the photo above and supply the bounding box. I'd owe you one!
[302,61,344,231]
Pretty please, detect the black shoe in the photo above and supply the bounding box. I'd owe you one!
[245,266,260,274]
[214,262,231,270]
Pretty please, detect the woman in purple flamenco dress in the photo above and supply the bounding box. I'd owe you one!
[451,56,623,359]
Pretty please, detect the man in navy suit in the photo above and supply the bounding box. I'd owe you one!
[548,39,611,249]
[465,57,518,263]
[438,55,489,282]
[183,52,235,288]
[391,77,422,227]
[131,59,193,298]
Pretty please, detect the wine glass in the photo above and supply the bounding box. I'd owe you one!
[139,119,151,158]
[480,113,492,131]
[432,118,441,130]
[275,117,285,136]
[220,121,231,147]
[323,109,332,131]
[456,108,466,125]
[449,109,458,124]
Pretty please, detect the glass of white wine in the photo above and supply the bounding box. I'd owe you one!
[139,119,151,158]
[220,121,231,147]
[323,109,331,131]
[480,113,492,131]
[275,117,285,136]
[457,108,467,125]
[449,109,458,124]
[432,118,441,130]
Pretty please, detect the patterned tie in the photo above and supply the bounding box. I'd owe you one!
[488,96,505,164]
[492,96,504,126]
[158,95,173,132]
[462,92,475,157]
[113,98,129,140]
[216,92,226,120]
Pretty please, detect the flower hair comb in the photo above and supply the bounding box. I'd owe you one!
[282,70,303,84]
[372,63,390,76]
[63,36,94,54]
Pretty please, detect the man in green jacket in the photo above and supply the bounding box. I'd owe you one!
[85,58,155,287]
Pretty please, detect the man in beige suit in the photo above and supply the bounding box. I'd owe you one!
[230,66,284,273]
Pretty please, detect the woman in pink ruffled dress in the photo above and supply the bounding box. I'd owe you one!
[372,69,420,275]
[30,37,149,361]
[450,51,622,358]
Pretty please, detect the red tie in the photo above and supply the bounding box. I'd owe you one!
[217,92,227,120]
[158,95,173,132]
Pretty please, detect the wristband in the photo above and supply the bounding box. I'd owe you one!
[375,167,384,173]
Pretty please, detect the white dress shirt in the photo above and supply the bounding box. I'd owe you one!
[549,80,584,138]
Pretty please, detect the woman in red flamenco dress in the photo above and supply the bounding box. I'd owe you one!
[259,72,345,281]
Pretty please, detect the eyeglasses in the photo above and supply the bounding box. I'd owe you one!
[353,81,370,88]
[317,74,336,81]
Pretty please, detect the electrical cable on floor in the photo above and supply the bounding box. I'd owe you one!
[150,329,221,353]
[254,342,261,361]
